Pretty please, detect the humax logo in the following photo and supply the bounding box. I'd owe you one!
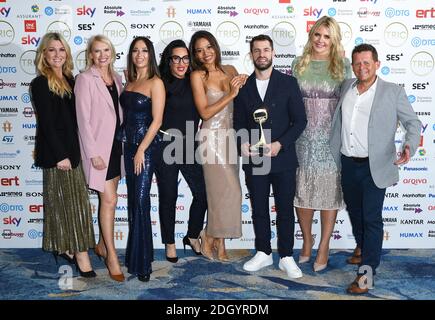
[381,66,390,75]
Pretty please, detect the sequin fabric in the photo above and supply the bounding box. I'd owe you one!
[119,91,158,277]
[197,89,242,238]
[42,163,95,254]
[293,58,351,210]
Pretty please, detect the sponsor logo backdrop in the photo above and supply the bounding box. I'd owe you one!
[1,0,434,249]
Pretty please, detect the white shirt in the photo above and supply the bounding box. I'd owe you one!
[256,78,270,101]
[341,77,378,157]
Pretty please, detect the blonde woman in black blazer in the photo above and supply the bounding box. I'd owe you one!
[31,32,96,277]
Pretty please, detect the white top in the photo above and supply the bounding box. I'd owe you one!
[340,77,378,157]
[256,78,270,101]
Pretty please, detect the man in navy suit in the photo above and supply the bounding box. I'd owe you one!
[234,34,307,279]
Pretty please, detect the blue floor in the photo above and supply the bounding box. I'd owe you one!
[0,248,434,300]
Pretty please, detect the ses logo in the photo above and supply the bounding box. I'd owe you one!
[386,53,403,61]
[241,204,250,213]
[412,82,429,90]
[78,23,95,31]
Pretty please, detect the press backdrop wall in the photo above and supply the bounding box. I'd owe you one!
[1,0,434,249]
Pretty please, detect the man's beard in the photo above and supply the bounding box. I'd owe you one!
[254,58,272,71]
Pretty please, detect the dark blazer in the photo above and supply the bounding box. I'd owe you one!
[31,75,81,169]
[234,68,307,174]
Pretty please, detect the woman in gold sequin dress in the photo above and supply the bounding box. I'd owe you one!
[190,31,247,261]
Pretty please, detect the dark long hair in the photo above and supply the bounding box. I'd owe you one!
[127,36,160,82]
[189,30,223,79]
[158,39,190,85]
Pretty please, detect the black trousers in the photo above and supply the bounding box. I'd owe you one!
[341,155,385,275]
[245,169,296,258]
[154,142,207,244]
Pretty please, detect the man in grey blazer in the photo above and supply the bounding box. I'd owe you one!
[330,44,421,294]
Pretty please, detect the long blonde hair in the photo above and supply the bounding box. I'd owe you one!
[85,34,117,76]
[35,32,73,97]
[294,16,345,81]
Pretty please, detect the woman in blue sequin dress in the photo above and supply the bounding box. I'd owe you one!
[292,17,351,271]
[118,37,165,282]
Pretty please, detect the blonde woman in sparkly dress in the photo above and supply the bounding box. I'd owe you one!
[292,17,351,271]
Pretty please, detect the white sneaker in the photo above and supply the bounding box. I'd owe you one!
[279,256,303,279]
[243,251,273,272]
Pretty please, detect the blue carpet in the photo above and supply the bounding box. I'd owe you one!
[0,248,434,300]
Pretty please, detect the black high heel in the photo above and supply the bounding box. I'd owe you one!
[165,244,178,263]
[183,235,202,255]
[73,256,97,278]
[52,252,75,265]
[138,274,150,282]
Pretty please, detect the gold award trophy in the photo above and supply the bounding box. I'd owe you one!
[250,108,269,156]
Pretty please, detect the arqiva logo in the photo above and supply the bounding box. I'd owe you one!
[402,178,427,185]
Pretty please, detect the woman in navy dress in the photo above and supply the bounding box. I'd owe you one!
[118,37,165,282]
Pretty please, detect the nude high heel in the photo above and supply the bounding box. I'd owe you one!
[214,238,230,262]
[199,229,215,261]
[299,236,315,264]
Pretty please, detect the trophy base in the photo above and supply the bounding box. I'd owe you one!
[250,146,270,156]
